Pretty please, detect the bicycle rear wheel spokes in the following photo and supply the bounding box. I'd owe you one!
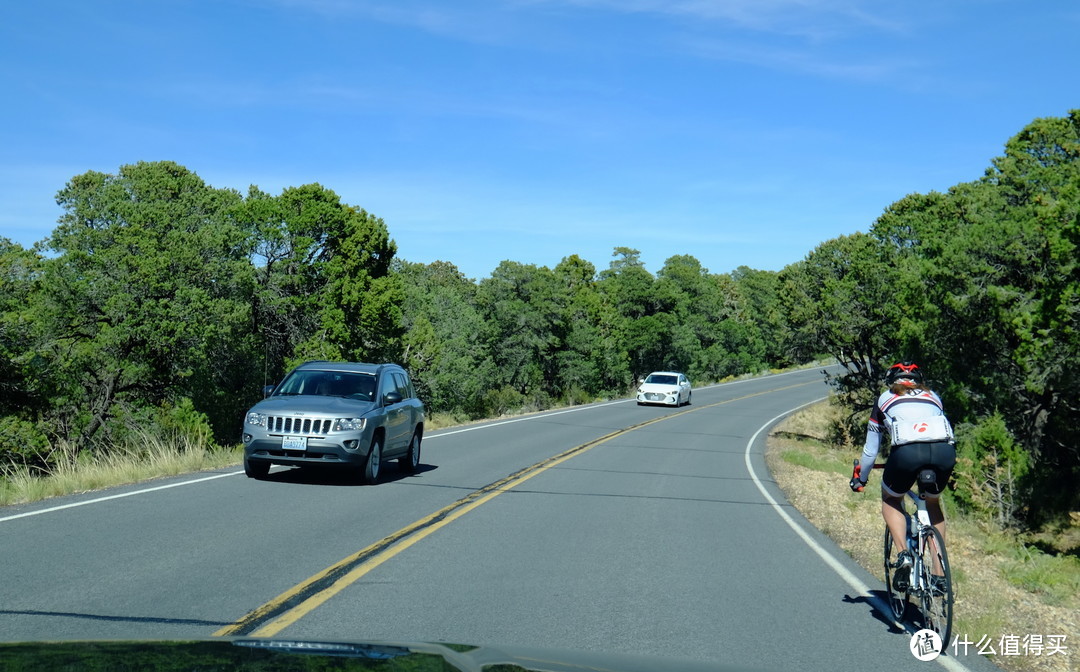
[883,526,906,620]
[917,525,953,647]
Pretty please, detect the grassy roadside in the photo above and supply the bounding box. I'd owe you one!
[0,435,244,507]
[767,400,1078,672]
[0,410,482,508]
[0,406,583,508]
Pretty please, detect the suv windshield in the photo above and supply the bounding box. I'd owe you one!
[274,370,376,401]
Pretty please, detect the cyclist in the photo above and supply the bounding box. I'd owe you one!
[850,361,956,591]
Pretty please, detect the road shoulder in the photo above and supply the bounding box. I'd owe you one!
[765,402,1075,672]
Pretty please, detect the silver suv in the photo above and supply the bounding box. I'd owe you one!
[242,361,425,484]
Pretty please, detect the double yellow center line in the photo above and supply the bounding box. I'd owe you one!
[216,383,809,637]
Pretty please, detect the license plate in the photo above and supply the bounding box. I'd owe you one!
[282,436,307,451]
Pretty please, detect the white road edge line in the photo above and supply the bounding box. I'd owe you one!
[0,471,244,523]
[744,398,972,672]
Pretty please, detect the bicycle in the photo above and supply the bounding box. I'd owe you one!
[852,460,954,647]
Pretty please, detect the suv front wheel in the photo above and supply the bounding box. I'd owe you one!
[362,436,382,485]
[245,455,270,479]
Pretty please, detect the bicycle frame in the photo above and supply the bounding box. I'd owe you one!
[854,459,953,646]
[905,495,935,592]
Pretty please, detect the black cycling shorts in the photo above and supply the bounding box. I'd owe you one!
[882,441,957,497]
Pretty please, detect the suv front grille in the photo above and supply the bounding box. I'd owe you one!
[268,416,334,436]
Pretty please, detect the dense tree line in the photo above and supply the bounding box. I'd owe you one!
[0,164,403,469]
[1,110,1077,533]
[0,162,790,473]
[396,248,787,418]
[781,111,1079,530]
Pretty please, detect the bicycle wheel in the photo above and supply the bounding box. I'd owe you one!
[917,525,953,647]
[883,526,906,620]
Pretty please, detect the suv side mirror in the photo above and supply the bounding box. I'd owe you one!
[384,391,403,405]
[263,384,277,398]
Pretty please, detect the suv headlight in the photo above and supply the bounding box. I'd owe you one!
[246,412,267,427]
[334,417,366,432]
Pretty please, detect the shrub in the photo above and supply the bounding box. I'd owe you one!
[953,413,1030,528]
[480,386,526,418]
[0,416,51,472]
[156,398,214,449]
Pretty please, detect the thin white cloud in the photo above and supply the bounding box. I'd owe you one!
[261,0,905,46]
[262,0,533,47]
[522,0,919,84]
[525,0,907,40]
[683,36,917,83]
[258,0,916,86]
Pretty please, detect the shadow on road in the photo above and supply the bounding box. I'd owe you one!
[842,590,908,635]
[254,463,438,487]
[0,609,231,627]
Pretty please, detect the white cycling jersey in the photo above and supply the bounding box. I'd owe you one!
[859,387,951,481]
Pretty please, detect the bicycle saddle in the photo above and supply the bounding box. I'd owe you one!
[916,468,937,499]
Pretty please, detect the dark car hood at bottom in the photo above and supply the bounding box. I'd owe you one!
[0,637,769,672]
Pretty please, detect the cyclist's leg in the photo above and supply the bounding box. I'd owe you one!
[924,441,957,575]
[883,525,906,619]
[882,491,908,552]
[882,446,920,552]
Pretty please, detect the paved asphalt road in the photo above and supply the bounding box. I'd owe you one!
[0,368,1002,672]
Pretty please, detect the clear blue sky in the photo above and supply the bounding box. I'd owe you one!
[2,1,1077,281]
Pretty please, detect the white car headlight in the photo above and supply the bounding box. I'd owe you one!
[246,412,267,427]
[334,417,366,432]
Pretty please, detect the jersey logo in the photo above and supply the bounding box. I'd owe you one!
[889,415,954,444]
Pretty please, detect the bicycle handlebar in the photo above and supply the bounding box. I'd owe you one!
[850,459,883,493]
[850,459,939,504]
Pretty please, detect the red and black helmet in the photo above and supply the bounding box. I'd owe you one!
[886,361,923,386]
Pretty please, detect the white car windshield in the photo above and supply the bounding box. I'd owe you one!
[645,374,678,385]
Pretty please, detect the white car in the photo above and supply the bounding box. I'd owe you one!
[636,371,691,407]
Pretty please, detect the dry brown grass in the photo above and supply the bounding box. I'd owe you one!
[767,401,1078,672]
[0,434,243,507]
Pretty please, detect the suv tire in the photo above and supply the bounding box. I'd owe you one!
[245,456,270,479]
[399,429,421,473]
[362,436,382,485]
